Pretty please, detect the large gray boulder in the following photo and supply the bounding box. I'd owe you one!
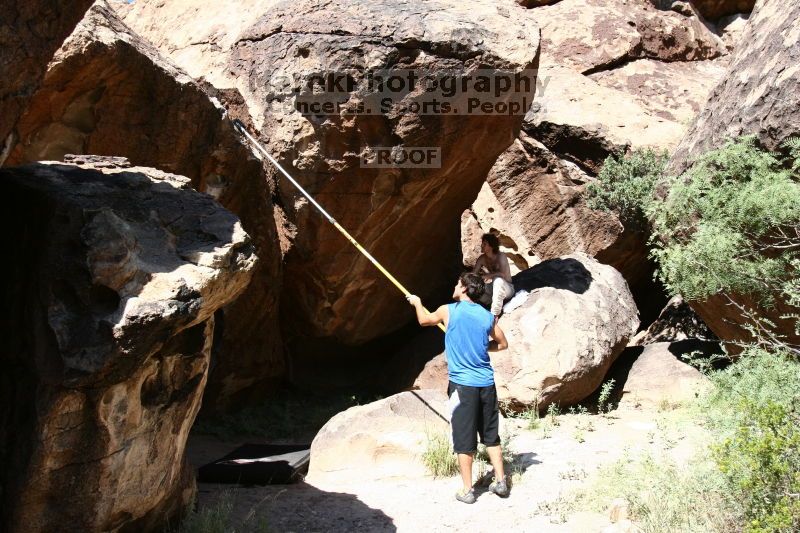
[307,390,450,484]
[415,254,639,411]
[496,254,638,410]
[618,343,711,409]
[0,157,255,532]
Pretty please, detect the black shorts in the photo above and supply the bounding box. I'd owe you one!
[448,381,500,454]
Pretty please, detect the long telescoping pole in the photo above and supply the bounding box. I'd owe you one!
[232,119,446,333]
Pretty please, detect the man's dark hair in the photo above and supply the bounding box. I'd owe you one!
[481,232,500,254]
[459,272,485,302]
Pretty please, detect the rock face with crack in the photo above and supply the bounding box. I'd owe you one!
[670,0,800,170]
[588,59,727,126]
[7,3,286,408]
[0,0,94,151]
[517,0,562,6]
[527,65,687,170]
[307,390,450,484]
[524,0,725,74]
[667,0,800,349]
[462,132,623,274]
[226,0,540,361]
[112,0,282,91]
[414,254,639,411]
[0,158,255,532]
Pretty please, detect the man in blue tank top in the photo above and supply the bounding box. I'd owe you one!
[407,272,510,504]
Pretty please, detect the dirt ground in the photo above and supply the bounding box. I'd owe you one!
[187,403,707,532]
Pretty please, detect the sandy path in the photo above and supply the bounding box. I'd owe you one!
[190,406,705,532]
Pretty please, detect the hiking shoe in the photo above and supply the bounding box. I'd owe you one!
[455,488,476,504]
[489,477,509,498]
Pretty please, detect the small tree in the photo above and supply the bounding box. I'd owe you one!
[648,136,800,306]
[585,148,668,231]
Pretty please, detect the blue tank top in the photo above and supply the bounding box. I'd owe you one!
[445,301,495,387]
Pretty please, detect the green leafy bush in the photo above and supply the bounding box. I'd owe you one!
[585,137,800,532]
[649,136,800,302]
[786,137,800,172]
[585,148,668,230]
[784,259,800,336]
[597,378,616,414]
[586,137,800,305]
[573,452,738,533]
[714,400,800,533]
[704,349,800,532]
[703,348,800,426]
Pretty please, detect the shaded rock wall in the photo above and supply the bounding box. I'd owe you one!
[112,0,542,386]
[691,0,756,20]
[630,295,716,346]
[0,159,255,532]
[8,3,286,408]
[0,0,94,151]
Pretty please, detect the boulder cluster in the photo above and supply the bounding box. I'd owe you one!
[1,0,796,530]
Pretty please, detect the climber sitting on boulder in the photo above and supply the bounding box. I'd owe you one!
[473,233,514,321]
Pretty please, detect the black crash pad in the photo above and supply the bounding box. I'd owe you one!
[198,443,310,485]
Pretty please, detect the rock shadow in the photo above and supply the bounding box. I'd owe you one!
[512,257,593,294]
[193,482,397,533]
[287,320,446,394]
[667,338,726,367]
[593,338,725,407]
[474,451,541,496]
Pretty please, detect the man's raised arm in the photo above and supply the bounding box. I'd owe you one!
[406,296,448,328]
